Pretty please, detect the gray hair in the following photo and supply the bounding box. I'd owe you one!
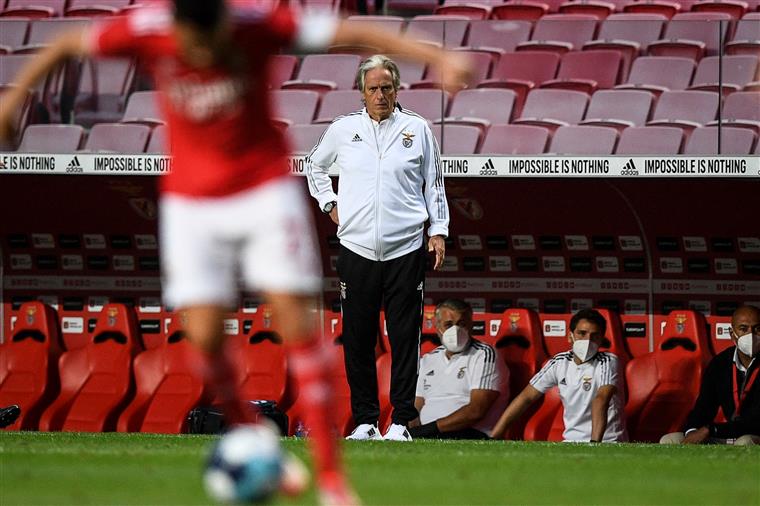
[355,55,401,92]
[435,299,473,321]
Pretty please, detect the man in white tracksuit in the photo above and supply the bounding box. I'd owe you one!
[307,54,449,441]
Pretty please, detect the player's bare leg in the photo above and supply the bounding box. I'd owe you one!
[183,304,255,425]
[268,292,359,506]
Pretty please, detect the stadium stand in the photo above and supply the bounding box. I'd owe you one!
[548,124,619,154]
[83,123,151,153]
[282,54,362,91]
[270,89,321,125]
[646,90,720,133]
[579,89,654,131]
[539,49,623,94]
[414,49,492,88]
[621,0,681,19]
[647,12,732,60]
[559,0,617,19]
[479,124,550,153]
[397,88,451,119]
[39,303,140,432]
[462,20,533,55]
[726,12,760,57]
[17,124,83,152]
[512,88,589,130]
[706,90,760,132]
[267,54,299,89]
[490,1,550,22]
[434,3,492,19]
[0,302,62,430]
[684,125,757,154]
[120,91,164,125]
[73,57,136,126]
[432,123,482,153]
[314,89,362,123]
[688,54,759,94]
[438,88,517,129]
[286,123,328,153]
[615,56,696,95]
[66,0,131,17]
[405,15,471,47]
[515,14,599,54]
[146,124,168,154]
[615,125,685,153]
[0,17,29,51]
[2,0,67,17]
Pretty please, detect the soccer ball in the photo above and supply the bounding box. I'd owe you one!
[203,424,283,503]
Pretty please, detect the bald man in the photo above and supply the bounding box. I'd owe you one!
[661,305,760,445]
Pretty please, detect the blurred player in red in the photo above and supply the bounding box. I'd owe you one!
[0,1,470,503]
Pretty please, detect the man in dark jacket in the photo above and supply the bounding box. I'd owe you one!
[661,305,760,445]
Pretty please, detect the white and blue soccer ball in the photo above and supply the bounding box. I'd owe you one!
[203,424,283,503]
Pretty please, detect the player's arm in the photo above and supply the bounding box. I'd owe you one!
[0,28,91,139]
[590,384,616,443]
[490,384,543,439]
[438,389,499,433]
[331,21,471,90]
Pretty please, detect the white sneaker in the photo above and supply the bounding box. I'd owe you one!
[345,423,383,441]
[383,423,412,442]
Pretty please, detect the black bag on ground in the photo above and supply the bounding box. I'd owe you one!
[186,400,288,435]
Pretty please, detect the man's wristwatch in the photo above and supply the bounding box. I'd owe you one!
[322,201,337,214]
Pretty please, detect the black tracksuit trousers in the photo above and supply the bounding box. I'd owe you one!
[337,245,425,426]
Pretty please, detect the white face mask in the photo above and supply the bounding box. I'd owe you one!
[736,332,760,358]
[441,325,470,353]
[572,339,599,363]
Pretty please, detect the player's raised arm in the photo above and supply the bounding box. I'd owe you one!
[0,28,92,140]
[331,20,472,91]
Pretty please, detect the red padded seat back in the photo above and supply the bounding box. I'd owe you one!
[494,309,547,399]
[659,309,711,363]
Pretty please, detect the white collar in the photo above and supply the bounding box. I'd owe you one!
[733,347,755,373]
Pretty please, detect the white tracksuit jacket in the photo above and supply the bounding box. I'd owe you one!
[306,106,449,261]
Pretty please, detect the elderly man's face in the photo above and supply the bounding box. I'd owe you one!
[362,67,397,122]
[731,307,760,342]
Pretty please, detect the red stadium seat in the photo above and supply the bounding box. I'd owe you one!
[391,55,427,89]
[726,13,760,57]
[431,123,482,153]
[66,0,131,17]
[2,0,65,17]
[513,88,590,131]
[660,309,712,362]
[540,49,623,94]
[491,1,550,21]
[435,3,492,19]
[83,123,152,153]
[282,54,361,92]
[285,123,328,154]
[17,124,84,152]
[646,90,720,134]
[692,0,749,19]
[615,56,696,96]
[413,50,491,89]
[594,309,632,364]
[39,303,140,432]
[688,54,759,94]
[267,54,298,89]
[516,14,599,54]
[559,0,617,19]
[345,15,406,34]
[20,18,91,51]
[117,315,207,433]
[385,0,440,15]
[0,18,29,52]
[270,89,320,125]
[73,57,136,127]
[313,90,360,123]
[683,125,757,154]
[439,88,516,129]
[523,385,564,441]
[648,12,733,60]
[622,0,681,19]
[580,89,654,131]
[405,15,471,48]
[0,302,62,430]
[615,125,685,153]
[479,124,551,154]
[478,51,561,116]
[548,125,619,154]
[705,91,760,132]
[397,89,451,120]
[462,20,533,56]
[121,91,165,125]
[146,124,168,154]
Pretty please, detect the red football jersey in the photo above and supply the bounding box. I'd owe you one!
[92,3,297,197]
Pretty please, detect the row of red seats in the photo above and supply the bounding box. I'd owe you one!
[0,300,731,441]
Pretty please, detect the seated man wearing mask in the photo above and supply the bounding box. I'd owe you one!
[491,308,627,442]
[660,305,760,446]
[409,299,509,439]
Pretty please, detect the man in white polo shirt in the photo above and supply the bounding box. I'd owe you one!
[491,308,627,442]
[409,299,509,439]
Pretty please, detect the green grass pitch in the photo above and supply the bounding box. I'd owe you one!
[2,432,759,505]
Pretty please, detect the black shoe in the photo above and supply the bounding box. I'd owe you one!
[0,404,21,428]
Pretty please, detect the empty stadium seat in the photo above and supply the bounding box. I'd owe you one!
[648,12,733,59]
[684,125,757,154]
[286,123,328,154]
[622,0,680,19]
[479,124,551,154]
[559,0,616,18]
[615,56,696,95]
[462,20,533,56]
[270,89,320,125]
[726,13,760,57]
[0,18,29,52]
[0,54,57,116]
[688,55,759,94]
[39,303,141,432]
[66,0,131,17]
[268,54,298,89]
[21,18,91,51]
[413,50,491,89]
[540,49,623,94]
[0,302,62,430]
[345,15,406,34]
[513,88,590,130]
[431,123,482,153]
[405,15,471,48]
[3,0,66,17]
[439,88,516,128]
[615,125,685,153]
[692,0,749,19]
[146,124,168,154]
[478,51,561,116]
[493,308,547,402]
[73,57,136,126]
[706,91,760,132]
[594,309,632,364]
[647,89,720,134]
[490,1,550,21]
[84,123,151,153]
[282,54,361,92]
[434,3,492,19]
[392,56,426,88]
[121,91,164,125]
[314,90,362,123]
[516,14,599,54]
[397,89,450,119]
[17,124,83,152]
[117,316,207,433]
[580,89,654,130]
[548,125,619,154]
